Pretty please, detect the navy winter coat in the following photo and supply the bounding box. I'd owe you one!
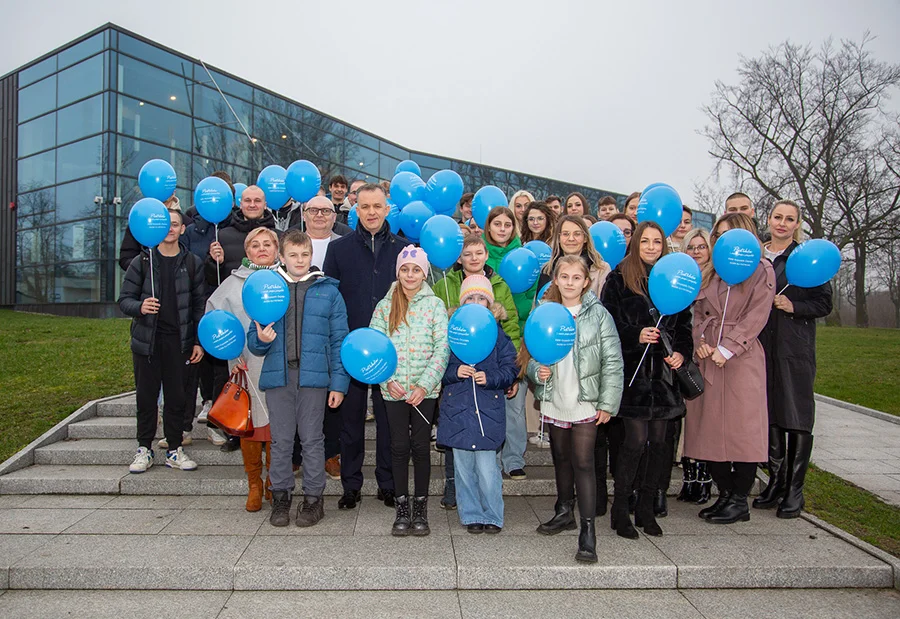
[437,307,518,451]
[246,275,351,393]
[182,212,220,261]
[322,220,404,331]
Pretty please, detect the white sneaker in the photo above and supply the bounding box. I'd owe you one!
[207,426,227,446]
[537,438,551,449]
[129,447,154,474]
[528,434,541,445]
[158,432,192,450]
[198,401,212,424]
[165,447,198,471]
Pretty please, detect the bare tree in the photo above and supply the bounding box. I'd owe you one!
[701,35,900,326]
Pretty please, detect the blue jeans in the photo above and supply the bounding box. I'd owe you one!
[453,448,504,527]
[500,380,527,473]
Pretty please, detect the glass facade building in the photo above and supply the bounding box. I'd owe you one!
[2,24,628,314]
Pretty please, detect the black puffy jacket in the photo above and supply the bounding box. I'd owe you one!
[205,207,276,287]
[118,246,207,357]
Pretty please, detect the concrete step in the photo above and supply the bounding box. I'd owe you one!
[0,498,891,591]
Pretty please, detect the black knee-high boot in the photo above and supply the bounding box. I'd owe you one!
[753,425,787,509]
[611,446,642,539]
[777,433,813,519]
[634,441,666,536]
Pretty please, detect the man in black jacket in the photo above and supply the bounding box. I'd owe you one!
[118,209,206,474]
[207,185,276,286]
[323,183,404,509]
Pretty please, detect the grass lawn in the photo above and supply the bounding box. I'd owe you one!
[806,464,900,558]
[815,326,900,416]
[0,309,133,463]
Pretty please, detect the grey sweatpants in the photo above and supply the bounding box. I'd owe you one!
[265,368,327,497]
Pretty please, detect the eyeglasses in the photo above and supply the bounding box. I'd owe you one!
[304,208,334,216]
[527,216,546,223]
[401,248,419,259]
[560,231,584,239]
[622,229,633,237]
[686,244,708,252]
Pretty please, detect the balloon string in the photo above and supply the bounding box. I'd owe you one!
[442,269,451,309]
[629,315,664,388]
[778,284,789,295]
[394,381,431,424]
[472,376,485,437]
[717,286,731,347]
[148,247,155,299]
[215,226,221,286]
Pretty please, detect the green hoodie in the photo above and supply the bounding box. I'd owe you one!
[484,235,538,336]
[431,264,521,349]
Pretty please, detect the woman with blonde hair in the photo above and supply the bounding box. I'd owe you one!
[537,215,610,300]
[509,190,535,231]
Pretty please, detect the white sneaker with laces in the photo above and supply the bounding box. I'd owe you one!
[129,447,154,474]
[166,447,198,471]
[198,400,212,424]
[158,432,192,450]
[207,426,227,446]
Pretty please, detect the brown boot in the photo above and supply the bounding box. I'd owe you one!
[264,442,272,502]
[241,439,264,512]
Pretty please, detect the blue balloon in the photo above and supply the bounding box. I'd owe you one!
[194,176,233,224]
[524,240,552,266]
[786,239,842,288]
[399,201,434,240]
[648,253,702,315]
[537,281,552,300]
[712,229,762,285]
[641,181,675,196]
[420,214,464,270]
[589,221,628,269]
[425,170,465,214]
[286,160,321,203]
[390,172,426,208]
[471,186,507,228]
[395,159,422,177]
[341,327,398,384]
[499,247,540,294]
[524,302,577,365]
[198,310,246,360]
[233,183,247,207]
[637,185,682,237]
[241,269,290,326]
[386,201,401,233]
[138,159,177,201]
[128,198,171,247]
[347,205,358,230]
[257,165,289,209]
[448,304,498,365]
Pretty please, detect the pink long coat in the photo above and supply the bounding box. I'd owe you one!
[684,260,776,463]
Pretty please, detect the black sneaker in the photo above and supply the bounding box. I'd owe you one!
[508,468,527,480]
[377,488,396,507]
[295,496,325,527]
[270,491,292,527]
[466,523,484,534]
[338,489,361,510]
[484,524,502,534]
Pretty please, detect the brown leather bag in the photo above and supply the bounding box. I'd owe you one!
[208,367,254,437]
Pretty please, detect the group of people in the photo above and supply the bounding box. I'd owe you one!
[117,171,832,564]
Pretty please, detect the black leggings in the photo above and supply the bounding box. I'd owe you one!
[549,422,597,519]
[384,399,437,497]
[622,418,668,451]
[707,461,757,495]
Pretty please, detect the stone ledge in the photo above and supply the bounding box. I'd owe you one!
[815,393,899,426]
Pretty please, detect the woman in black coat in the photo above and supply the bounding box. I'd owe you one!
[601,221,693,540]
[754,200,832,519]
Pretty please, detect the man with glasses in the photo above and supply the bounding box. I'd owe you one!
[301,196,347,269]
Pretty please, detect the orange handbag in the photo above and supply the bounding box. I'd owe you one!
[208,367,254,437]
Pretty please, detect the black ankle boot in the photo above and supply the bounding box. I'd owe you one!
[411,496,430,536]
[699,489,732,519]
[753,426,787,509]
[269,490,292,527]
[653,488,668,517]
[777,433,813,519]
[693,461,712,505]
[537,498,577,535]
[676,458,696,502]
[392,495,411,536]
[708,491,750,524]
[575,517,598,563]
[611,500,639,539]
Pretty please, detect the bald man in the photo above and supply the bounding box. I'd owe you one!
[301,196,345,269]
[206,185,276,286]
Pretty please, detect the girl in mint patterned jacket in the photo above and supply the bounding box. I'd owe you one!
[369,245,449,537]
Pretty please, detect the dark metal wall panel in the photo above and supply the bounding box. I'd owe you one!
[0,72,17,306]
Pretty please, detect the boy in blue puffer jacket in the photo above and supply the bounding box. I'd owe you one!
[247,230,350,529]
[438,275,518,533]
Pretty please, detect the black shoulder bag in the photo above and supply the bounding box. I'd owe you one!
[649,308,704,400]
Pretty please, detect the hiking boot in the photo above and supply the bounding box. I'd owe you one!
[295,496,325,527]
[270,491,292,527]
[411,496,430,536]
[392,495,411,536]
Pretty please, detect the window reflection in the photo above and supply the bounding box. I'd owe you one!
[56,261,100,302]
[19,55,57,88]
[16,266,55,303]
[58,221,101,261]
[195,124,251,168]
[57,135,103,184]
[18,150,56,193]
[116,137,191,187]
[194,84,251,131]
[18,75,57,122]
[117,95,190,151]
[56,176,102,222]
[58,33,104,70]
[57,54,104,108]
[18,113,56,157]
[58,94,104,145]
[117,55,191,115]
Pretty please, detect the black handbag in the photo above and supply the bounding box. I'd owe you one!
[650,309,705,401]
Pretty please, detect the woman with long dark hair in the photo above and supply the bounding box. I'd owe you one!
[754,200,832,518]
[520,201,556,245]
[600,221,693,538]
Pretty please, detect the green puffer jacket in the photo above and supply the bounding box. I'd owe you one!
[431,264,521,349]
[484,235,538,341]
[526,292,625,415]
[369,282,450,401]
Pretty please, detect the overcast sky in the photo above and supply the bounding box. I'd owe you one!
[3,0,899,204]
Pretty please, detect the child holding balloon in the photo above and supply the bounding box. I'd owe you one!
[524,255,624,563]
[369,245,450,536]
[439,275,518,533]
[118,207,206,474]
